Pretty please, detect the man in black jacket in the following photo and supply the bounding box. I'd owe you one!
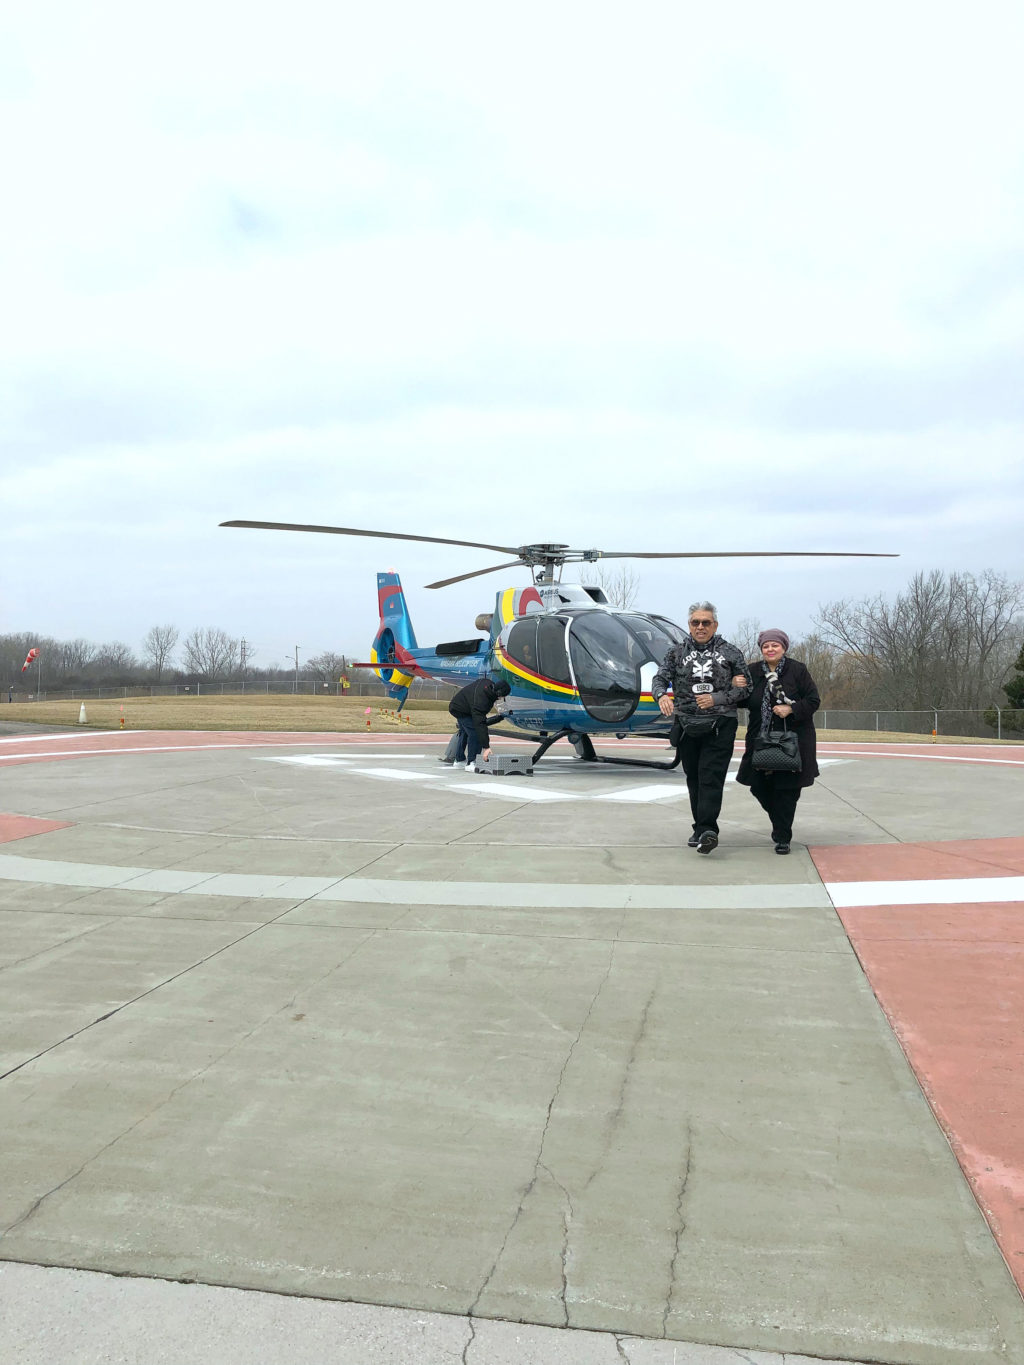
[448,675,511,770]
[652,601,750,854]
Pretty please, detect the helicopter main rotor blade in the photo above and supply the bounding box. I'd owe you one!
[424,560,528,589]
[594,550,899,559]
[220,520,519,556]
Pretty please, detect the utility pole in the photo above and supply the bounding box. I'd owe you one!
[294,646,300,695]
[240,639,248,676]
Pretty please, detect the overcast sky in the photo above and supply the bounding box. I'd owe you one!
[3,2,1022,669]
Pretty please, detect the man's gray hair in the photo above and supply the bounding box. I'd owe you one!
[688,600,718,620]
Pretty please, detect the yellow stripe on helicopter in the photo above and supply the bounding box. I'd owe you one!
[495,646,577,697]
[369,646,414,689]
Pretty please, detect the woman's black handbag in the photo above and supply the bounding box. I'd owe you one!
[752,722,802,773]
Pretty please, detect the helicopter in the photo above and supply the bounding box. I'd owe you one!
[220,521,897,769]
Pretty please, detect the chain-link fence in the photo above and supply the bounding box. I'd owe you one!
[6,685,1022,739]
[806,708,1017,740]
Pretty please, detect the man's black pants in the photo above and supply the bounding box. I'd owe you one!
[678,717,737,837]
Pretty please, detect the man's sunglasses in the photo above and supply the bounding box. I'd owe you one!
[689,619,715,628]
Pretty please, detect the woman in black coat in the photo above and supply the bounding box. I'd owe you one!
[735,629,820,854]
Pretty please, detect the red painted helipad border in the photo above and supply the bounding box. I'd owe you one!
[0,814,73,843]
[813,837,1024,1293]
[813,837,1024,882]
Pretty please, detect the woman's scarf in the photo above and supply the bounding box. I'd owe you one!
[761,656,787,733]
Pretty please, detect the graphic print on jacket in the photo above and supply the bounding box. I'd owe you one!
[651,637,751,720]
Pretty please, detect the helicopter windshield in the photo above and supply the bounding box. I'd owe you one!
[568,613,642,722]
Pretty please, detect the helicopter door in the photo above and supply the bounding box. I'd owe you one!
[567,613,641,723]
[536,616,571,683]
[506,619,539,673]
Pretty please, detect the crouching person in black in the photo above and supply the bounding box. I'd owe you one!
[448,675,512,771]
[736,629,820,854]
[652,601,750,854]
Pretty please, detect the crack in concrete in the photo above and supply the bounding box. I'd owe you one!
[539,1161,574,1327]
[460,1316,477,1364]
[584,984,656,1191]
[467,943,617,1319]
[613,1334,633,1362]
[0,916,113,972]
[815,777,901,843]
[661,1123,693,1339]
[1,933,376,1244]
[1,928,378,1240]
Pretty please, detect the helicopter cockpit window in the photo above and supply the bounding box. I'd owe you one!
[536,616,571,683]
[618,615,677,662]
[651,614,688,645]
[567,613,640,723]
[506,620,539,671]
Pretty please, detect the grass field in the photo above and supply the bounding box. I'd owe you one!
[1,694,1017,745]
[2,694,459,734]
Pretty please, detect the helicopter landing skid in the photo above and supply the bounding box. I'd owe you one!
[487,727,683,773]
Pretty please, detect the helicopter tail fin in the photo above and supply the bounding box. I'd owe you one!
[371,572,418,706]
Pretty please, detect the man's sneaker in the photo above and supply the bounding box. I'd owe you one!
[687,833,700,848]
[696,831,718,855]
[438,758,455,765]
[774,842,791,855]
[465,761,476,771]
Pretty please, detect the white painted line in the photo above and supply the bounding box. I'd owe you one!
[197,873,328,899]
[0,731,120,745]
[440,781,570,802]
[595,784,686,803]
[116,869,219,894]
[817,750,1024,766]
[352,768,433,781]
[0,854,131,888]
[309,878,831,909]
[0,743,253,764]
[254,754,428,764]
[0,853,829,909]
[255,755,354,768]
[827,875,1024,908]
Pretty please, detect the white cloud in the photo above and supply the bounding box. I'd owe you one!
[2,2,1022,657]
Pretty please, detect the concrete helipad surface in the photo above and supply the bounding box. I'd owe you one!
[0,726,1022,1365]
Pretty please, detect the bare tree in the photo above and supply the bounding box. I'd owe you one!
[936,570,1024,708]
[815,569,1024,710]
[182,627,240,681]
[56,638,98,677]
[787,632,867,709]
[594,564,640,609]
[89,642,138,681]
[731,616,762,664]
[142,624,179,681]
[307,651,349,684]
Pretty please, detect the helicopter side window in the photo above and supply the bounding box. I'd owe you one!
[506,620,539,671]
[618,614,676,662]
[536,616,571,684]
[568,613,639,723]
[651,614,688,645]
